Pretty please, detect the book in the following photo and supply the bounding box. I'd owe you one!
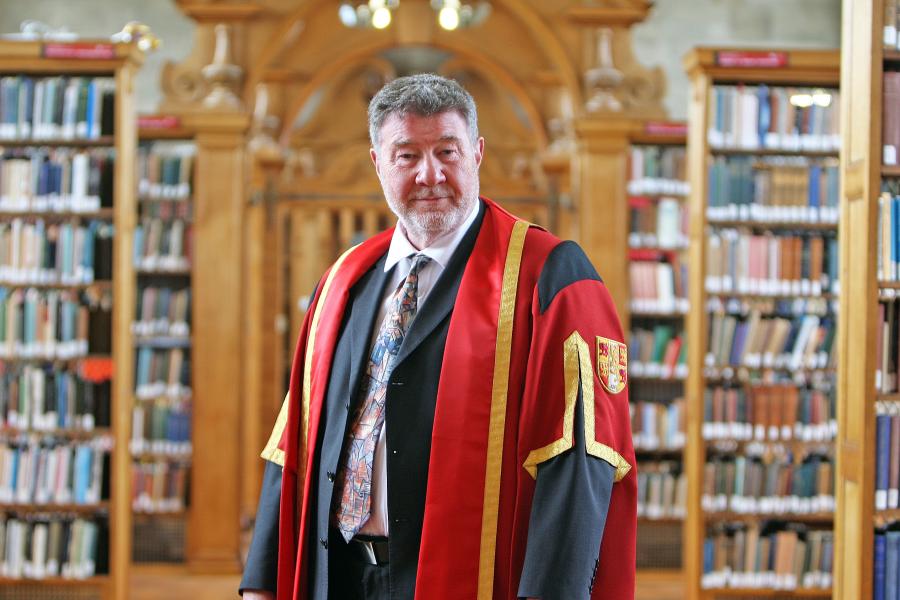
[709,84,840,152]
[879,413,892,510]
[877,531,888,600]
[702,523,833,590]
[627,145,689,196]
[885,72,900,166]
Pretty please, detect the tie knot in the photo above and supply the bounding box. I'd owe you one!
[408,253,432,276]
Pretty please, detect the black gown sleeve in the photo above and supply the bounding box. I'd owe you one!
[241,280,326,596]
[516,384,616,600]
[239,459,283,595]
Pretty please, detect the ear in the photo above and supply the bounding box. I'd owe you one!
[473,137,485,168]
[370,148,380,176]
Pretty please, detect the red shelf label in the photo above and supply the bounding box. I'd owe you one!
[629,248,675,262]
[643,121,688,137]
[715,51,789,69]
[43,42,115,60]
[138,115,182,130]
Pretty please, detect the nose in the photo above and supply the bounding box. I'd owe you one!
[415,154,446,186]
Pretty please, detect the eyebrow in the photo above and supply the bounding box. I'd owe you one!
[391,134,462,148]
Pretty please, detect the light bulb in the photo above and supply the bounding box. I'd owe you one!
[338,3,358,27]
[812,90,832,107]
[372,6,392,29]
[438,6,460,30]
[789,93,813,108]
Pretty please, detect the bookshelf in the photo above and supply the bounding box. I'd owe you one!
[0,40,142,600]
[835,1,900,598]
[683,48,841,600]
[132,111,249,574]
[132,115,196,565]
[627,120,689,571]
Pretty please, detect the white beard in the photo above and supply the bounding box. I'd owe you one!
[386,180,479,247]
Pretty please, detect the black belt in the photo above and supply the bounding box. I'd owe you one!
[349,535,390,566]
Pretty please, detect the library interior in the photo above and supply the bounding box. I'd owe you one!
[1,0,897,598]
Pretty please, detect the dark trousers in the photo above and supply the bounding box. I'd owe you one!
[328,528,391,600]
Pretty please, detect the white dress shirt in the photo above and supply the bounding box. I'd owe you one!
[357,202,479,537]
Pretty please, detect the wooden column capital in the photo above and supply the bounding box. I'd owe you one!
[574,118,640,152]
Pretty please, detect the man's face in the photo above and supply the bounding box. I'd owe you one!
[371,110,484,247]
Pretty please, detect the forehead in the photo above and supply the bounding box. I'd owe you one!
[378,110,469,146]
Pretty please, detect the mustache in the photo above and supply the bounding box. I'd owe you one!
[408,187,453,200]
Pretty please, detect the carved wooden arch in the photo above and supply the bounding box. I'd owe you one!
[246,0,583,113]
[277,39,549,152]
[280,50,547,201]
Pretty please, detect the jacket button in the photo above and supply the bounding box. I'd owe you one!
[327,471,335,482]
[320,538,328,549]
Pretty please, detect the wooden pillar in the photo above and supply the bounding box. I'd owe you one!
[835,1,880,597]
[540,154,577,243]
[187,111,250,573]
[242,149,286,523]
[573,118,635,324]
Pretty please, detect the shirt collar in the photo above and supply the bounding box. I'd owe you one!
[384,200,479,272]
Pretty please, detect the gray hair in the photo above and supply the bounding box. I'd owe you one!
[368,73,479,149]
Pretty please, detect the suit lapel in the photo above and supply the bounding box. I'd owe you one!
[346,254,392,406]
[392,202,485,368]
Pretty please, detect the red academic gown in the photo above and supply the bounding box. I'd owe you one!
[270,198,636,599]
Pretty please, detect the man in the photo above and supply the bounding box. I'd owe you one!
[240,73,636,600]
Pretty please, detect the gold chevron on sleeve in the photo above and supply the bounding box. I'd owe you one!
[523,331,632,482]
[260,392,290,467]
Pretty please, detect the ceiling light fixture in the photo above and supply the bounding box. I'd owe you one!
[338,0,490,31]
[338,0,399,29]
[431,0,491,31]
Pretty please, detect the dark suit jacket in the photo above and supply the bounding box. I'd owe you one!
[241,201,617,600]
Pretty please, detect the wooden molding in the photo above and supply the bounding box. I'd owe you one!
[0,40,144,71]
[683,47,841,84]
[565,3,654,27]
[178,2,264,22]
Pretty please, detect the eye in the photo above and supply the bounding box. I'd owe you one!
[440,148,458,158]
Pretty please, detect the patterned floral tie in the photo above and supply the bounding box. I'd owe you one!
[333,253,432,542]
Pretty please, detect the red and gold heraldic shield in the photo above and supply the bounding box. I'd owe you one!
[596,336,627,394]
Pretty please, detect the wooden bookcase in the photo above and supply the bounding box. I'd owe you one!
[683,48,841,600]
[626,120,690,572]
[131,114,197,565]
[135,111,248,574]
[0,40,142,600]
[834,1,900,598]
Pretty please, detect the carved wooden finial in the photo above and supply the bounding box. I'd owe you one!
[201,23,244,110]
[249,83,282,154]
[584,27,624,113]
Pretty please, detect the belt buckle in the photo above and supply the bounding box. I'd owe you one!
[358,540,378,565]
[353,537,389,565]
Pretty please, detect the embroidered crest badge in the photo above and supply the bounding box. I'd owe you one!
[596,336,627,394]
